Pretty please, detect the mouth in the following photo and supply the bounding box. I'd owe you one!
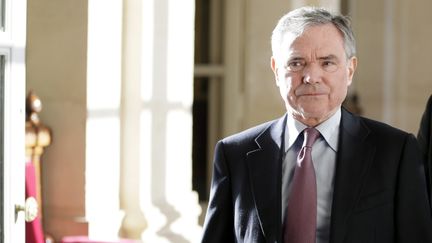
[298,92,326,97]
[295,86,328,97]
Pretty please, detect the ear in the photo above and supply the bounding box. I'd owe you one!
[271,56,280,85]
[346,56,357,86]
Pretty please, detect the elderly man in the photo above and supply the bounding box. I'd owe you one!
[201,6,432,243]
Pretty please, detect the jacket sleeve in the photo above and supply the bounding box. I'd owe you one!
[417,94,432,205]
[201,141,234,243]
[396,134,432,242]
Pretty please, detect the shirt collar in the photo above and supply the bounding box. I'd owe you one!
[285,108,341,152]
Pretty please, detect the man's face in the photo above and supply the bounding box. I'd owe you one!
[271,23,357,126]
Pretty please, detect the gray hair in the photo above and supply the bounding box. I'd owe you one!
[271,6,356,59]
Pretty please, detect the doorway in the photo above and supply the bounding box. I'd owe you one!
[192,0,224,205]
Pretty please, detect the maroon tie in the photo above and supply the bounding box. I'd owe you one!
[284,127,320,243]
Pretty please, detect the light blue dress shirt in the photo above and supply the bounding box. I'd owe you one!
[282,108,341,243]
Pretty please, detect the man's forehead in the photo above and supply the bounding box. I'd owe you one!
[282,41,342,58]
[280,26,345,57]
[282,23,344,45]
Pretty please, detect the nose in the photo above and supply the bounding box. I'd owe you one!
[302,63,322,84]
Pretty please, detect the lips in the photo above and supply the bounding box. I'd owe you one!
[301,92,325,96]
[295,89,328,97]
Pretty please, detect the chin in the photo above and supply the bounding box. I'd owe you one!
[300,104,325,114]
[300,108,329,119]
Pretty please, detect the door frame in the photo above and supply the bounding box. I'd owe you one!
[1,0,26,241]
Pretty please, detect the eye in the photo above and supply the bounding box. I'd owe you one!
[286,60,305,72]
[321,60,338,72]
[322,61,335,66]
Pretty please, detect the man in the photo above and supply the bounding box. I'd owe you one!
[418,94,432,206]
[201,6,432,243]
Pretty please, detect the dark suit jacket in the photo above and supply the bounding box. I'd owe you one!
[418,94,432,206]
[202,108,432,243]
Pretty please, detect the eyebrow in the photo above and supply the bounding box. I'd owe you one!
[288,54,339,61]
[286,56,306,63]
[318,54,339,61]
[285,54,341,65]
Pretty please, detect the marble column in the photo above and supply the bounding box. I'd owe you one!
[120,0,202,241]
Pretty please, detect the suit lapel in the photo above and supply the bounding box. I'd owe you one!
[245,111,376,242]
[329,109,376,243]
[246,115,286,242]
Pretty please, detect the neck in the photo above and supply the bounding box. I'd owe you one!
[290,108,340,127]
[294,116,327,127]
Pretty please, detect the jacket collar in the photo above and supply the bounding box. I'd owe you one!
[329,108,375,243]
[246,109,376,243]
[246,114,286,242]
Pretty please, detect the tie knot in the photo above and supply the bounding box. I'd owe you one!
[303,127,320,148]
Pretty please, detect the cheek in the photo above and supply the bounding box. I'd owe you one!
[277,79,296,102]
[329,75,350,100]
[277,72,299,93]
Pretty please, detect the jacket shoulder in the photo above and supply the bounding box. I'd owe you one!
[222,119,277,145]
[359,116,410,138]
[343,108,410,138]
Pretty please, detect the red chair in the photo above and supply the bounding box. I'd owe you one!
[25,161,45,243]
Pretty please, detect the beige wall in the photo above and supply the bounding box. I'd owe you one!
[26,0,88,239]
[222,0,290,136]
[243,0,289,128]
[352,0,432,134]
